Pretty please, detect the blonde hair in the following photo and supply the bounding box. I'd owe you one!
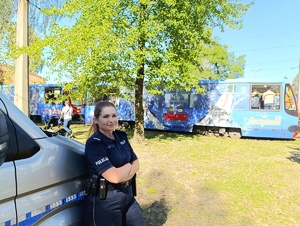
[87,101,116,137]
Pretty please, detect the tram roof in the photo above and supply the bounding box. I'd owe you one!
[199,77,290,85]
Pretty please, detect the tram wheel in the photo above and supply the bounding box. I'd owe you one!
[193,126,206,135]
[206,131,214,136]
[228,128,241,139]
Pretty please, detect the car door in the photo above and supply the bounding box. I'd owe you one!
[0,98,18,225]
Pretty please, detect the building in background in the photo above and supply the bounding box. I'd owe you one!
[0,64,46,84]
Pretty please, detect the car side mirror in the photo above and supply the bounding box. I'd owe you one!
[0,112,9,166]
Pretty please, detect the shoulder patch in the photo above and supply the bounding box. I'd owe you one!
[120,140,126,145]
[93,137,101,141]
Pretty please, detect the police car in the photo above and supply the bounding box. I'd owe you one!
[0,93,88,225]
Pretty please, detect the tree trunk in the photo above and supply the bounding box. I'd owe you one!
[133,74,145,143]
[132,3,147,143]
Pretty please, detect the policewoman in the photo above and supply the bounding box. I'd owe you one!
[84,101,145,226]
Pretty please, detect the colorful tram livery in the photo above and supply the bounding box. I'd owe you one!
[83,78,299,139]
[192,78,298,139]
[0,84,82,123]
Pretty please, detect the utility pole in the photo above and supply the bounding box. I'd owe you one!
[15,0,29,117]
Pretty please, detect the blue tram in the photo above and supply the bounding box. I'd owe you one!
[83,78,299,139]
[0,84,82,124]
[0,84,63,123]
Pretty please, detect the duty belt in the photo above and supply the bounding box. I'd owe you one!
[108,179,132,190]
[86,176,133,197]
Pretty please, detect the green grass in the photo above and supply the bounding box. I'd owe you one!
[69,124,300,226]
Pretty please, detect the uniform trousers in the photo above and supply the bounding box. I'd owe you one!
[83,185,145,226]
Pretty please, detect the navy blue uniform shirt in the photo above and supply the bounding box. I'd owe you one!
[85,130,137,177]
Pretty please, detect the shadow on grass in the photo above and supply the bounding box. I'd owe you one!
[141,198,168,226]
[127,129,299,141]
[287,150,300,164]
[126,129,195,140]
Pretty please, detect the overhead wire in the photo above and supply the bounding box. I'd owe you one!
[217,29,300,71]
[232,44,300,53]
[26,0,41,11]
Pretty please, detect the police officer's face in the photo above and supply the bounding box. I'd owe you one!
[94,106,118,132]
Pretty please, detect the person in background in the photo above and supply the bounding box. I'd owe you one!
[251,89,260,109]
[262,87,275,110]
[84,101,145,226]
[59,100,73,137]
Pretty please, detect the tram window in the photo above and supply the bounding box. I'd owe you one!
[44,87,62,103]
[250,84,281,110]
[164,92,189,108]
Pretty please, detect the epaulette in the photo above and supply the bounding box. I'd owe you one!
[93,137,101,141]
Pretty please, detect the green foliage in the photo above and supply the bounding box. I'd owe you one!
[28,0,252,88]
[189,36,245,84]
[0,0,64,75]
[0,0,17,65]
[25,0,252,140]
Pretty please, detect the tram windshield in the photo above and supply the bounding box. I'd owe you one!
[164,91,189,108]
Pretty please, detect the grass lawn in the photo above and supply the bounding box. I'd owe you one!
[69,123,300,226]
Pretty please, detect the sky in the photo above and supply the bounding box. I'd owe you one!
[213,0,300,83]
[44,0,300,84]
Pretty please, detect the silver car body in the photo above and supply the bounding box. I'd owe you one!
[0,93,88,225]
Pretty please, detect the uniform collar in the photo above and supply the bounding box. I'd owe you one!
[96,130,117,143]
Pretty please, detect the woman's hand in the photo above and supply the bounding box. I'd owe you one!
[125,160,139,181]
